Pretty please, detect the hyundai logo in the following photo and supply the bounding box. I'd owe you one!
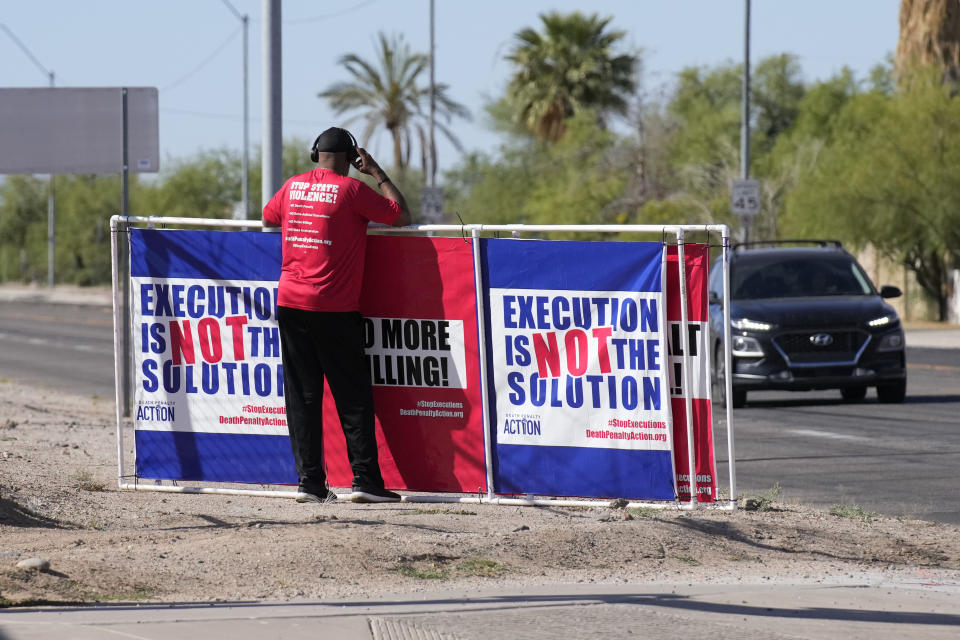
[810,333,834,347]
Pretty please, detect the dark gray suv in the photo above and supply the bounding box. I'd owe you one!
[708,241,907,408]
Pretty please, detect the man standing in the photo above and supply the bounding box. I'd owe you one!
[263,127,411,504]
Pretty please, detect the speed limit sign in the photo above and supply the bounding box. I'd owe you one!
[731,179,761,216]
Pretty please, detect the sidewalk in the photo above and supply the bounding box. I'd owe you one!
[0,284,112,307]
[1,580,958,640]
[903,324,960,349]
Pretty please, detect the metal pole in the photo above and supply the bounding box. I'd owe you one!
[47,175,55,287]
[721,230,738,508]
[471,228,495,499]
[222,2,251,219]
[0,26,58,285]
[47,71,56,289]
[429,0,436,187]
[122,89,130,217]
[676,230,698,508]
[740,0,752,243]
[121,90,132,417]
[242,14,250,218]
[110,216,127,484]
[262,0,283,207]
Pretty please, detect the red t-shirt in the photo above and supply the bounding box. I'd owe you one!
[263,168,402,311]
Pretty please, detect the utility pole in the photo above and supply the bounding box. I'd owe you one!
[740,0,752,243]
[47,71,55,287]
[221,1,250,219]
[420,0,444,224]
[262,0,283,208]
[429,0,436,188]
[0,24,56,286]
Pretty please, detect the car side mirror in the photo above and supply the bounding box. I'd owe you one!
[708,290,722,305]
[879,285,902,299]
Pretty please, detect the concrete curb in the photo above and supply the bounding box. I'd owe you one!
[0,285,111,307]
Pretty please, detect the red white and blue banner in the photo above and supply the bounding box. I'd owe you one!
[666,244,717,503]
[130,230,487,491]
[131,229,293,484]
[128,228,714,502]
[321,235,487,493]
[481,239,675,500]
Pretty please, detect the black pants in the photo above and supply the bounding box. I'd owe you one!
[277,306,384,491]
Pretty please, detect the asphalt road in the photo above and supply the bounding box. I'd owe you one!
[1,298,958,523]
[713,345,960,524]
[0,300,115,398]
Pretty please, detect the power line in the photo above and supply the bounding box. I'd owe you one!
[250,0,379,25]
[220,0,244,22]
[0,22,54,83]
[161,26,241,93]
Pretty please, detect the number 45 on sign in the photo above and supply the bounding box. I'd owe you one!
[731,179,761,216]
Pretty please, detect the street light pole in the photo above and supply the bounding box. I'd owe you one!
[0,23,57,287]
[47,71,55,288]
[740,0,752,243]
[242,13,249,218]
[262,0,283,208]
[221,1,250,219]
[429,0,436,188]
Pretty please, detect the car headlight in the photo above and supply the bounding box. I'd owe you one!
[876,329,904,352]
[731,318,775,332]
[867,314,897,328]
[732,336,764,357]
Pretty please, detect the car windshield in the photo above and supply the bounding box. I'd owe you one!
[730,255,874,300]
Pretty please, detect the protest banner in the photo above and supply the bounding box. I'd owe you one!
[320,235,487,492]
[482,239,675,500]
[130,230,487,492]
[125,225,721,504]
[130,229,292,484]
[666,244,717,502]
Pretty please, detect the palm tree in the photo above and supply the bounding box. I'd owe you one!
[896,0,960,83]
[319,32,470,174]
[505,11,638,143]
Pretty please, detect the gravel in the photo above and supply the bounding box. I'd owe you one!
[1,379,958,605]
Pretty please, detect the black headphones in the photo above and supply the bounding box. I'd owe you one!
[310,128,359,165]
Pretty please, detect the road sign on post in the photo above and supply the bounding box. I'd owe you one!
[421,186,445,224]
[731,179,760,216]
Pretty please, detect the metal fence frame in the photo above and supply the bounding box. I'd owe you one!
[110,215,736,511]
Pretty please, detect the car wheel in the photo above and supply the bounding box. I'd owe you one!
[877,380,907,404]
[840,386,867,402]
[713,344,747,409]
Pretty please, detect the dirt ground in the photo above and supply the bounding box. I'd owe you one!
[1,379,958,606]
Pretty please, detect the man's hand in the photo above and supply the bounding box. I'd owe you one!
[354,147,382,177]
[354,147,410,226]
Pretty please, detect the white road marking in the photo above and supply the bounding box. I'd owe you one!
[790,428,869,442]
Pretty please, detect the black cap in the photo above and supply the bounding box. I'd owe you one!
[312,127,356,153]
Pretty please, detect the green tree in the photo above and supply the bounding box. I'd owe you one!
[319,32,470,175]
[55,175,127,285]
[445,112,630,235]
[503,11,637,143]
[0,173,153,285]
[665,55,807,237]
[0,176,47,282]
[444,148,539,226]
[140,149,242,220]
[783,68,960,319]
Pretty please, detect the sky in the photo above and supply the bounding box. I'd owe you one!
[1,0,902,176]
